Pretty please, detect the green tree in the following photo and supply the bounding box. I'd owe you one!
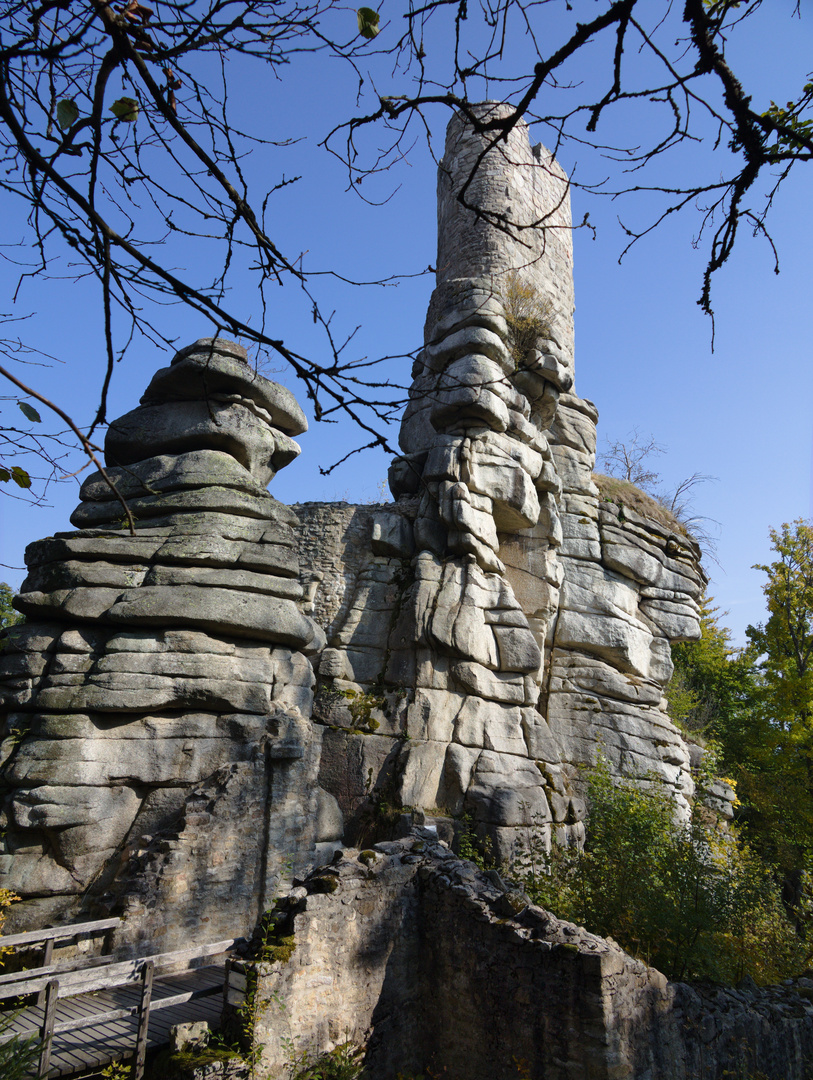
[748,520,813,727]
[720,520,813,878]
[668,594,757,739]
[0,582,21,633]
[511,763,807,983]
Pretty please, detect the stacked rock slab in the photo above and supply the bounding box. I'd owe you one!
[0,340,329,948]
[305,104,705,856]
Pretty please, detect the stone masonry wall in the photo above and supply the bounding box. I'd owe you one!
[233,833,813,1080]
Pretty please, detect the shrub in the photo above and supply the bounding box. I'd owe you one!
[501,272,553,371]
[289,1041,365,1080]
[511,762,807,983]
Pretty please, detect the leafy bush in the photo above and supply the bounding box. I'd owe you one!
[511,762,807,983]
[289,1041,365,1080]
[668,595,757,739]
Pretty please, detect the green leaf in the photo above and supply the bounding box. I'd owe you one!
[109,97,139,123]
[0,468,10,483]
[57,98,80,132]
[17,401,41,424]
[10,467,31,489]
[356,7,380,38]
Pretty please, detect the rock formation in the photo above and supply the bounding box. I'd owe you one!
[4,102,800,1080]
[305,104,706,861]
[0,340,335,947]
[0,106,708,941]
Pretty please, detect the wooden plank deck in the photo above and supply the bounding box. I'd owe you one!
[3,964,226,1077]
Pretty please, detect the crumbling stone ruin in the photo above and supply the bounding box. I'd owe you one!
[228,831,813,1080]
[3,103,799,1079]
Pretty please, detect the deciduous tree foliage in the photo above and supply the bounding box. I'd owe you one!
[748,519,813,725]
[0,0,811,488]
[668,595,756,738]
[720,520,813,877]
[0,581,21,632]
[662,524,813,918]
[511,762,807,984]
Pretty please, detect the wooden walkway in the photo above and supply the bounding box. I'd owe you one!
[4,964,226,1077]
[0,922,241,1078]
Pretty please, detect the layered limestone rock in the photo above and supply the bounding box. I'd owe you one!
[0,339,330,947]
[303,105,705,858]
[308,106,576,860]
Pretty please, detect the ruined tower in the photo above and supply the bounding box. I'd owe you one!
[306,104,705,859]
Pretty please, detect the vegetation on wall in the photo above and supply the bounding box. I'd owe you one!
[287,1041,365,1080]
[592,473,688,536]
[596,430,718,557]
[501,273,554,372]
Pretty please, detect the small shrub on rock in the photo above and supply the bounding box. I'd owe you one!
[288,1041,365,1080]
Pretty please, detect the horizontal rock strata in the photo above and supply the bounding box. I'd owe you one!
[0,340,327,945]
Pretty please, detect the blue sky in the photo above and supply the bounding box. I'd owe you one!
[1,0,811,647]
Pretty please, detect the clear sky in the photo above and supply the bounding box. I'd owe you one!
[1,0,811,647]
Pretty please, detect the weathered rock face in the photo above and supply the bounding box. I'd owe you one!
[304,105,705,860]
[229,834,813,1080]
[0,108,706,947]
[0,339,329,948]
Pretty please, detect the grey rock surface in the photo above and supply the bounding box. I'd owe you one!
[0,339,322,945]
[2,111,707,967]
[302,107,703,854]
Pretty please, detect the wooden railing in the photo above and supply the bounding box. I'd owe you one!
[0,918,122,1006]
[0,920,239,1079]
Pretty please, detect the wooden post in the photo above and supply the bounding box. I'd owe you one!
[38,978,58,1078]
[133,959,154,1080]
[36,938,55,1007]
[222,958,232,1010]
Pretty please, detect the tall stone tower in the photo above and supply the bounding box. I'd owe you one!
[308,104,705,860]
